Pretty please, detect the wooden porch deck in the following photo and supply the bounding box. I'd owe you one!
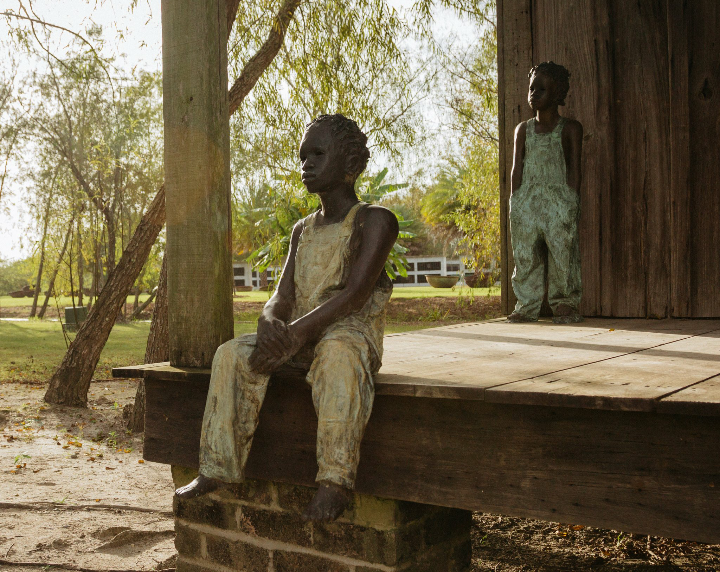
[114,318,720,543]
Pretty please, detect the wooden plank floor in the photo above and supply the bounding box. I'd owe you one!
[115,318,720,414]
[113,318,720,542]
[376,318,720,412]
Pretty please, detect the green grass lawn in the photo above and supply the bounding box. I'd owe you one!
[390,286,500,299]
[0,293,152,308]
[1,287,499,309]
[233,285,500,302]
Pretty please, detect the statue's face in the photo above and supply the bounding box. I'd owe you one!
[528,72,557,111]
[299,123,346,194]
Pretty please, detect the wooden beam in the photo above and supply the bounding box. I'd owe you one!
[667,0,691,317]
[162,0,234,367]
[687,1,720,317]
[143,375,720,544]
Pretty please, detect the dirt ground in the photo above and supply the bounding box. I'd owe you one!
[2,378,720,572]
[1,379,177,572]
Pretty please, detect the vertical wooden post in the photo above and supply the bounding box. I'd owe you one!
[497,0,533,315]
[162,0,234,367]
[667,0,691,318]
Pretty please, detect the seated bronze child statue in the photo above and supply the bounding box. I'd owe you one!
[508,61,584,324]
[176,114,399,522]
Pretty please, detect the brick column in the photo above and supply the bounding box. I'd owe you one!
[172,477,471,572]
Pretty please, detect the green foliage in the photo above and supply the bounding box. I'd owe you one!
[229,0,429,178]
[12,28,164,298]
[228,0,435,258]
[0,257,36,295]
[419,0,500,276]
[246,169,414,281]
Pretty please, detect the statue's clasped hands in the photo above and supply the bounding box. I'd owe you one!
[249,315,304,374]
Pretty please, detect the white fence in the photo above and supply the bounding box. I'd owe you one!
[234,256,480,290]
[392,256,467,287]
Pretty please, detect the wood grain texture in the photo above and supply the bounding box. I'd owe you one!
[499,1,720,317]
[487,330,720,411]
[688,1,720,317]
[529,0,614,317]
[162,0,234,367]
[498,0,532,315]
[667,0,691,318]
[609,0,670,317]
[145,376,720,543]
[659,374,720,416]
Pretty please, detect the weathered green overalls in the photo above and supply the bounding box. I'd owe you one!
[509,117,582,319]
[199,202,391,489]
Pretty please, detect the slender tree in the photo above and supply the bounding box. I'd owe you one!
[30,179,56,317]
[37,213,74,319]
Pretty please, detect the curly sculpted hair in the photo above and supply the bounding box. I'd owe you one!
[306,114,371,180]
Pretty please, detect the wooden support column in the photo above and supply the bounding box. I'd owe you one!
[498,0,532,315]
[162,0,233,367]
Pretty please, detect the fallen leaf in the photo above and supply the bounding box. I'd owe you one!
[105,467,115,470]
[138,459,144,464]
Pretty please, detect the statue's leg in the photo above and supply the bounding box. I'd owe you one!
[509,194,544,320]
[199,333,271,483]
[545,190,582,321]
[307,331,374,490]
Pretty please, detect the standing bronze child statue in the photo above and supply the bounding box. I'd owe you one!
[176,114,399,522]
[508,61,583,323]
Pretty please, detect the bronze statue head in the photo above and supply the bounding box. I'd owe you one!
[301,114,370,192]
[528,61,571,108]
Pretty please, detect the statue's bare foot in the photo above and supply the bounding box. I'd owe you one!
[507,312,537,323]
[302,483,351,522]
[175,474,223,499]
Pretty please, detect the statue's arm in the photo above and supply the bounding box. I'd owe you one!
[289,205,399,345]
[252,221,303,364]
[510,121,527,196]
[562,119,583,193]
[260,220,302,323]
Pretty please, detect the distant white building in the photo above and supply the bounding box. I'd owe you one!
[234,255,483,290]
[232,263,279,290]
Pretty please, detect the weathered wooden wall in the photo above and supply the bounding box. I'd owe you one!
[498,0,720,317]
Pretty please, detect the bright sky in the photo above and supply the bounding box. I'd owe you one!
[0,0,476,262]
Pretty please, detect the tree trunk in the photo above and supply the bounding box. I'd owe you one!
[30,247,45,318]
[44,185,166,406]
[127,255,168,433]
[130,287,156,320]
[77,216,84,307]
[38,219,74,320]
[31,190,54,317]
[31,200,52,318]
[106,215,116,276]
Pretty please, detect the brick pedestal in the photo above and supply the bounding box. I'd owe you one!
[172,471,471,572]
